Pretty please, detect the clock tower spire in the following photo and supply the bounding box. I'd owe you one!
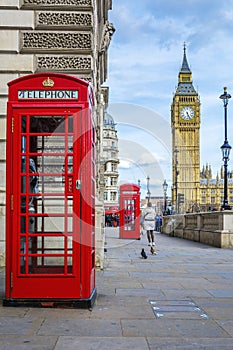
[171,44,201,213]
[180,42,191,73]
[178,42,194,88]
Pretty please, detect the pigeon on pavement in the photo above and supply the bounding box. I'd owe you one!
[141,248,147,259]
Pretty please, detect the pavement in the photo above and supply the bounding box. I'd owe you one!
[0,228,233,349]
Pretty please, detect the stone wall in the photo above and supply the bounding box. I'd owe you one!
[162,211,233,248]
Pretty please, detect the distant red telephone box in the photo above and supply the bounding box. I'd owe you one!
[4,73,96,308]
[119,184,140,239]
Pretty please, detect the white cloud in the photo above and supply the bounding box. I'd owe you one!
[119,160,132,169]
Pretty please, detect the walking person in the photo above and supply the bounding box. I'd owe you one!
[139,210,144,235]
[142,202,156,246]
[156,215,162,232]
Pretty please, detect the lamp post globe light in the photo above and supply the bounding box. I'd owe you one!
[162,179,168,214]
[219,87,232,210]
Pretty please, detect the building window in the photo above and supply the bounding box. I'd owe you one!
[104,192,108,201]
[230,197,233,203]
[201,190,206,194]
[230,189,233,194]
[110,177,117,186]
[111,163,117,172]
[201,197,206,203]
[105,178,108,186]
[211,197,215,204]
[211,189,215,194]
[110,192,117,201]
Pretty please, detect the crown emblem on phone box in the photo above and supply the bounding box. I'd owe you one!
[42,77,55,87]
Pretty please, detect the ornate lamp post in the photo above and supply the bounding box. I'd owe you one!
[219,87,231,210]
[162,179,168,214]
[174,148,179,213]
[146,175,151,203]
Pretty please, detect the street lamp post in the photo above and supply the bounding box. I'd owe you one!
[219,87,232,210]
[146,175,151,203]
[138,179,141,208]
[174,148,179,213]
[162,179,168,214]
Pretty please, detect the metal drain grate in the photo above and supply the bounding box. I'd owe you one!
[150,299,209,320]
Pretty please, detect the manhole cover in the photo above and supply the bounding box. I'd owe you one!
[150,299,209,319]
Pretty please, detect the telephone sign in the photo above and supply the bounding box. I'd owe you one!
[18,90,79,99]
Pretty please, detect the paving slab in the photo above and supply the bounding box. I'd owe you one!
[0,335,57,350]
[216,320,233,336]
[0,316,40,335]
[54,336,149,350]
[90,300,153,319]
[208,290,233,298]
[121,318,231,338]
[38,318,122,337]
[147,337,233,350]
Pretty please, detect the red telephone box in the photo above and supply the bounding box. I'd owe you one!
[4,73,96,308]
[119,184,140,239]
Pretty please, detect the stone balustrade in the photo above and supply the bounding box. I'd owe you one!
[162,211,233,248]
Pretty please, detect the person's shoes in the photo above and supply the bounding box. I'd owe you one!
[150,246,156,255]
[148,242,152,247]
[152,242,155,246]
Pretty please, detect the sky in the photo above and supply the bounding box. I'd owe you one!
[105,0,233,198]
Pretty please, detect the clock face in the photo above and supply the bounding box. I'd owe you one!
[180,106,194,120]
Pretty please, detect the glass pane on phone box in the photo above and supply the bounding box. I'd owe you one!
[30,116,65,133]
[21,116,26,132]
[36,236,64,250]
[35,135,66,153]
[37,197,65,214]
[68,198,73,213]
[37,176,65,193]
[36,155,65,174]
[36,216,64,233]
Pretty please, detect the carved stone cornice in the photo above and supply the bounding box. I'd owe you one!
[99,20,115,53]
[36,55,92,72]
[21,0,93,10]
[20,31,92,53]
[36,12,93,29]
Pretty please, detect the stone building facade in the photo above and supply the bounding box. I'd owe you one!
[199,164,233,212]
[0,0,115,267]
[102,111,119,209]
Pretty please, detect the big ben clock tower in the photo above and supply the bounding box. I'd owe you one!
[171,44,200,213]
